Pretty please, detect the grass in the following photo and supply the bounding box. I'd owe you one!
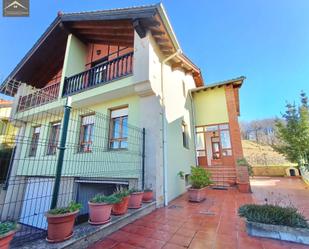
[238,204,309,228]
[242,140,295,166]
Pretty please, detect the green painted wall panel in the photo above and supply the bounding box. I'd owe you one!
[16,95,142,179]
[193,87,229,126]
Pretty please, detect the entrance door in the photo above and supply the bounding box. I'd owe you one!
[211,137,221,159]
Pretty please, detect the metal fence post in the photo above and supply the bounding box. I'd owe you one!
[142,128,145,190]
[50,97,72,209]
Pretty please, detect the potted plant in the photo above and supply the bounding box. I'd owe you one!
[237,158,252,193]
[112,188,130,215]
[142,188,154,203]
[128,189,144,209]
[45,201,82,243]
[88,194,121,225]
[0,221,18,249]
[177,171,185,180]
[188,166,212,202]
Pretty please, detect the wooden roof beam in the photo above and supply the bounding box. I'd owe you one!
[85,39,133,47]
[133,19,146,38]
[76,29,134,36]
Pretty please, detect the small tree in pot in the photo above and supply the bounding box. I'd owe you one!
[45,202,82,243]
[88,194,121,225]
[0,221,18,249]
[112,188,131,215]
[236,158,252,193]
[188,166,212,202]
[128,189,144,209]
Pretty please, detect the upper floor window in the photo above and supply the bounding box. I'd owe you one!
[47,122,61,155]
[79,114,95,153]
[29,126,40,157]
[182,121,189,149]
[109,107,128,149]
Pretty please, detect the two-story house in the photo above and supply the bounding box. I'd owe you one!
[0,4,247,232]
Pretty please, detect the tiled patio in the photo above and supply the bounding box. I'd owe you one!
[88,177,309,249]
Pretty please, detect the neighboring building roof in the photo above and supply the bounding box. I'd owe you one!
[191,76,246,93]
[0,99,13,107]
[1,3,203,95]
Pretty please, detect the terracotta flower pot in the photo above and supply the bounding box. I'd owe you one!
[88,202,113,225]
[0,229,16,249]
[128,192,144,209]
[237,182,250,193]
[188,187,206,202]
[45,210,79,243]
[112,196,130,215]
[142,191,153,203]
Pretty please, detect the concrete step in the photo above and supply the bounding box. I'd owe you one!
[14,202,156,249]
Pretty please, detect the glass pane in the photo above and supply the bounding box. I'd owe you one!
[219,124,229,130]
[197,151,206,156]
[206,125,218,132]
[196,133,205,150]
[122,116,128,138]
[220,130,231,149]
[112,118,121,138]
[196,127,204,132]
[222,149,232,156]
[120,140,128,149]
[110,141,119,149]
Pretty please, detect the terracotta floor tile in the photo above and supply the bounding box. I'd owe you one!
[162,243,186,249]
[135,237,165,249]
[111,242,143,249]
[150,230,174,242]
[176,227,197,237]
[88,178,309,249]
[189,238,214,249]
[88,238,117,249]
[107,231,130,243]
[169,234,193,247]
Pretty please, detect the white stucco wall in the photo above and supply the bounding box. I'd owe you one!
[147,33,197,203]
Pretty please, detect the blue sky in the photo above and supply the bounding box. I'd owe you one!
[0,0,308,121]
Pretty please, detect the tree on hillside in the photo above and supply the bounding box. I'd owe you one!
[274,92,309,167]
[240,118,278,145]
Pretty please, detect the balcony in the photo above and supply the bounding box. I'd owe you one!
[62,52,133,97]
[17,82,60,112]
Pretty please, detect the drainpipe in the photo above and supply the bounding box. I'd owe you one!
[161,50,181,206]
[189,90,198,165]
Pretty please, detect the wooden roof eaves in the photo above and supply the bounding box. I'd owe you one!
[1,16,62,94]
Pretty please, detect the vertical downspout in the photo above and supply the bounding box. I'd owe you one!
[161,50,181,206]
[189,91,198,165]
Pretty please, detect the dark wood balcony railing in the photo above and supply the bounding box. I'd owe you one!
[17,82,60,112]
[62,52,133,96]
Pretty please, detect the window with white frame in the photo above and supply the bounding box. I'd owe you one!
[47,122,61,155]
[182,121,189,149]
[109,107,128,149]
[79,114,95,152]
[29,126,40,157]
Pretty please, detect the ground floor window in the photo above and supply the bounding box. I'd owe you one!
[29,126,40,157]
[109,107,128,149]
[47,122,60,155]
[182,121,189,149]
[79,114,95,152]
